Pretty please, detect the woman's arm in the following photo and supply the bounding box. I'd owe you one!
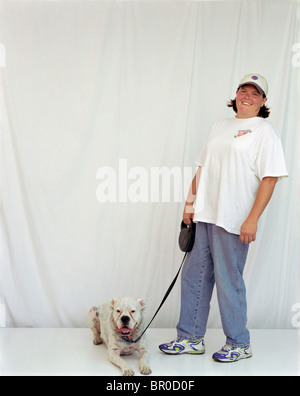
[182,167,202,225]
[240,176,278,244]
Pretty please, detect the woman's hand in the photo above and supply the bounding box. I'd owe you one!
[240,218,257,244]
[182,167,201,226]
[183,202,194,225]
[239,177,277,244]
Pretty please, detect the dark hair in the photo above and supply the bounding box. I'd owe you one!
[227,98,270,118]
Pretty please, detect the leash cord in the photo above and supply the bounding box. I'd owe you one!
[129,251,188,344]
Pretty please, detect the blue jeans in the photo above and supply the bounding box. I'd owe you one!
[177,222,250,347]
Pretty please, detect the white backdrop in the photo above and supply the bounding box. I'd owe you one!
[0,0,299,329]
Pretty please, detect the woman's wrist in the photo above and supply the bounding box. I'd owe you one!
[185,201,194,206]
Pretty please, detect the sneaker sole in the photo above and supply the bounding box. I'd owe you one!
[187,350,205,355]
[212,353,252,363]
[159,346,205,355]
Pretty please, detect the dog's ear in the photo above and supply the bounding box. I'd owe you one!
[110,299,117,310]
[138,299,146,310]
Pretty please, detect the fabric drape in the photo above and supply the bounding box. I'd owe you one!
[0,0,299,328]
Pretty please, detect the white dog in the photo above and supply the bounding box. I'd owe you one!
[87,297,152,376]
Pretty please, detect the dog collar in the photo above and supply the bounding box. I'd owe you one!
[121,335,132,342]
[116,323,137,342]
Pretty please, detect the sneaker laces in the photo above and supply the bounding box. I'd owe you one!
[221,344,233,352]
[165,337,183,346]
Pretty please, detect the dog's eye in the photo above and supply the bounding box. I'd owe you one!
[131,310,136,314]
[116,309,121,313]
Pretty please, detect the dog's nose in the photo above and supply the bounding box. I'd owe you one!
[121,316,130,325]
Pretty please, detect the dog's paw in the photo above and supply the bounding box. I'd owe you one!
[122,367,135,376]
[93,336,102,345]
[139,362,152,375]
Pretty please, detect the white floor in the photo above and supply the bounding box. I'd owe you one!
[0,328,299,376]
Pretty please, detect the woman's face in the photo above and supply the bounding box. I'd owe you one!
[235,85,267,118]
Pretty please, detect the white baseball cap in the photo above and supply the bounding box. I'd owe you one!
[237,73,268,97]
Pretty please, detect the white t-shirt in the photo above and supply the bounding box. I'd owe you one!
[193,116,288,235]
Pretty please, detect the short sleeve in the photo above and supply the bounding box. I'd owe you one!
[195,123,216,167]
[253,126,288,181]
[195,143,207,167]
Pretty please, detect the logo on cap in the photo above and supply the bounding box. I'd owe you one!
[251,75,258,80]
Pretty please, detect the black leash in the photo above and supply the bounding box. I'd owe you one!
[127,250,188,344]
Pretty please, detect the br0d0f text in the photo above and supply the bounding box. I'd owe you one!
[150,381,194,391]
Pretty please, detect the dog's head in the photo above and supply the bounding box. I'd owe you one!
[110,297,145,337]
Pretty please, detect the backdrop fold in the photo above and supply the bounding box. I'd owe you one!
[0,0,299,329]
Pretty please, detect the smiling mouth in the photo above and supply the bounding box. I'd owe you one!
[242,101,251,106]
[116,323,137,335]
[120,327,131,335]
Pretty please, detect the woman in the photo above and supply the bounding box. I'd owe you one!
[159,74,288,362]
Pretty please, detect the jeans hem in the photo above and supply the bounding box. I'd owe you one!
[226,342,251,348]
[177,333,204,341]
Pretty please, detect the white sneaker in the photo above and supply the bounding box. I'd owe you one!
[212,344,252,362]
[159,337,205,355]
